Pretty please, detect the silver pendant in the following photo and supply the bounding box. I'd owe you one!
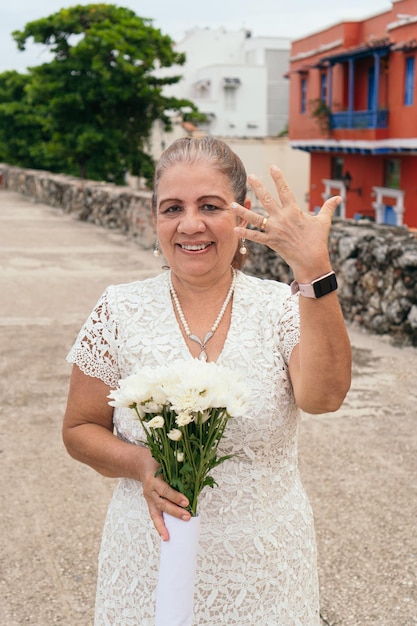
[199,350,208,361]
[189,331,213,345]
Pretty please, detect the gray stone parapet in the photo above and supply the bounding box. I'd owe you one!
[245,219,417,346]
[0,163,155,248]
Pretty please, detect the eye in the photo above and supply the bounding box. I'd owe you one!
[201,203,220,212]
[160,204,182,215]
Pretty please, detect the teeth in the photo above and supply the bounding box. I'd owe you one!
[181,243,211,251]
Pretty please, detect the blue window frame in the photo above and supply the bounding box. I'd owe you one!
[404,56,415,106]
[320,72,327,102]
[301,77,307,113]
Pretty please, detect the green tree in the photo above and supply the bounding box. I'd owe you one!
[0,71,55,170]
[6,3,196,183]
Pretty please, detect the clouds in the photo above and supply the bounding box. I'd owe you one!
[0,0,392,73]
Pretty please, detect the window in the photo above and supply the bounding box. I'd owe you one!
[194,79,211,100]
[222,77,241,88]
[331,157,344,180]
[404,56,415,106]
[384,159,401,189]
[320,72,327,102]
[300,77,307,114]
[224,88,236,112]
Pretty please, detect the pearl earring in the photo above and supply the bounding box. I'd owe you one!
[153,241,161,257]
[239,238,247,255]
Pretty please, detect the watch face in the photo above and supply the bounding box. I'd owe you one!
[312,273,338,298]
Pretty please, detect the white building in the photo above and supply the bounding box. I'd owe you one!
[141,28,310,212]
[161,27,291,138]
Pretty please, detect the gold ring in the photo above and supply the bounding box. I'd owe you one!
[260,216,268,231]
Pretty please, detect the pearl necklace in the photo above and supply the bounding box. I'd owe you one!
[169,268,237,361]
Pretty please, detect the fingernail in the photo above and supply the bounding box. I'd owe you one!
[231,202,239,208]
[270,165,279,172]
[181,515,190,521]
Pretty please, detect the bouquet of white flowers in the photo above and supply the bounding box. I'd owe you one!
[108,358,249,516]
[108,359,249,626]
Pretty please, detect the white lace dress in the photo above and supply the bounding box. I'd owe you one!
[67,270,320,626]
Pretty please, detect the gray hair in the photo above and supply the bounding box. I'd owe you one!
[151,136,248,214]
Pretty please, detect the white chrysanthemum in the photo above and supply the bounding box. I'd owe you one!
[167,428,182,441]
[146,415,165,429]
[109,358,250,418]
[142,400,164,414]
[108,369,168,408]
[175,411,195,427]
[107,374,146,407]
[167,360,225,413]
[108,358,251,516]
[199,410,211,424]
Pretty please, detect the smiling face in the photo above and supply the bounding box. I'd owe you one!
[156,161,247,285]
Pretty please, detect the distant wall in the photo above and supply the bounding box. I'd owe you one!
[223,136,310,212]
[2,163,417,346]
[0,164,155,248]
[245,219,417,346]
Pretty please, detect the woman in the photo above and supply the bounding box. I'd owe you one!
[63,136,351,625]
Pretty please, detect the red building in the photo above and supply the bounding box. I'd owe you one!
[288,0,417,227]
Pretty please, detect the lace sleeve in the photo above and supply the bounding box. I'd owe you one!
[66,287,120,388]
[276,292,300,365]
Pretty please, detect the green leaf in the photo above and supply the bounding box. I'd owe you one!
[202,477,218,489]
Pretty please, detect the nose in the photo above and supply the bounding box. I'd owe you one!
[177,208,206,234]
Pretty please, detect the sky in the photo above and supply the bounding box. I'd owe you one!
[1,0,394,73]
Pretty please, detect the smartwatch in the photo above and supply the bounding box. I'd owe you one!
[290,271,338,299]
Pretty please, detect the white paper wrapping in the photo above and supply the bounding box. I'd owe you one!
[155,513,201,626]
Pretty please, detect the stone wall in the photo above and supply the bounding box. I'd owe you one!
[244,219,417,346]
[0,164,155,248]
[2,164,417,346]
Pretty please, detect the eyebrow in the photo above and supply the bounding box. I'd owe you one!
[159,194,228,206]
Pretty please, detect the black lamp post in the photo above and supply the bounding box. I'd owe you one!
[343,171,362,196]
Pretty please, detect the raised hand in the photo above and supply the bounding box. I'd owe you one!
[232,166,342,283]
